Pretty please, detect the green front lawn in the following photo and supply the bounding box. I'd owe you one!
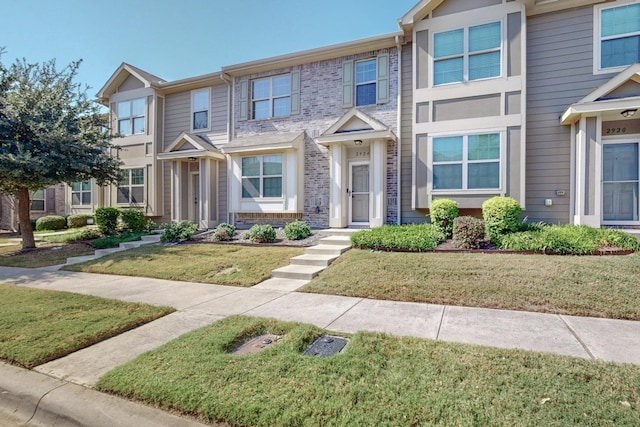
[302,250,640,320]
[97,316,640,427]
[63,244,305,286]
[0,243,94,268]
[0,284,173,368]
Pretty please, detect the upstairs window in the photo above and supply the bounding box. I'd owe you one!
[241,154,283,198]
[432,133,501,190]
[597,2,640,71]
[433,21,501,85]
[356,59,377,106]
[71,180,91,206]
[117,168,144,204]
[117,98,145,136]
[192,89,210,131]
[30,189,45,211]
[252,75,291,119]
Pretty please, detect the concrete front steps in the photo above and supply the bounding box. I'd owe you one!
[64,234,161,266]
[270,229,360,281]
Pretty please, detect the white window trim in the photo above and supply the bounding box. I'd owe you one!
[429,130,506,193]
[117,168,145,205]
[191,88,211,132]
[117,98,146,136]
[431,18,504,87]
[593,0,640,75]
[30,189,45,211]
[355,58,377,106]
[251,75,291,120]
[241,154,284,199]
[71,180,92,206]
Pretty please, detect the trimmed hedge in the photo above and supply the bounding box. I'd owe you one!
[67,214,93,229]
[429,199,459,238]
[452,216,486,249]
[284,220,312,240]
[95,207,120,235]
[482,196,521,245]
[35,215,67,231]
[121,209,146,233]
[351,224,445,251]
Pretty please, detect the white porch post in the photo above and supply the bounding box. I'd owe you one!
[170,161,179,221]
[329,144,347,228]
[370,139,387,227]
[574,118,586,225]
[200,158,210,229]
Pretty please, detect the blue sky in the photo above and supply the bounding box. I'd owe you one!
[1,0,417,96]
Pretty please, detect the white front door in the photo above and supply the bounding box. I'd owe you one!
[189,172,200,225]
[349,162,370,225]
[603,142,639,223]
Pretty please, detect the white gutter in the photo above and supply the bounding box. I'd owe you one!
[395,34,402,225]
[220,72,234,225]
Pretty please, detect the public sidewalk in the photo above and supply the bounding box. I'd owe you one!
[1,265,639,426]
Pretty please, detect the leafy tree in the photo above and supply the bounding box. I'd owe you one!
[0,51,121,249]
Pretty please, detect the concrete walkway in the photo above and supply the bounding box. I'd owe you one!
[1,254,640,424]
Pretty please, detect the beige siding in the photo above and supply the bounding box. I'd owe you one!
[432,0,501,18]
[204,85,228,144]
[164,92,190,149]
[526,5,614,223]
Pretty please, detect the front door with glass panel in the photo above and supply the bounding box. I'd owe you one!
[190,173,200,225]
[603,143,639,222]
[349,163,370,224]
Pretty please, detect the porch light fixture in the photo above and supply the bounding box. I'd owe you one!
[354,139,363,146]
[621,109,637,118]
[188,156,197,161]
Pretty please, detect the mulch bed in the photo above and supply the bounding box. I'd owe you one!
[191,229,321,248]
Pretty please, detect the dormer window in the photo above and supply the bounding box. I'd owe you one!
[117,98,145,135]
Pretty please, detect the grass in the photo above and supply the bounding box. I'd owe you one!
[90,231,147,249]
[302,250,640,320]
[63,243,305,286]
[0,284,173,368]
[97,316,640,427]
[0,242,94,268]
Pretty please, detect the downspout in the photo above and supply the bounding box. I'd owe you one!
[395,34,402,225]
[220,72,234,225]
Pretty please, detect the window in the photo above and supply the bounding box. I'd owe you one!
[71,181,91,206]
[597,2,640,70]
[356,59,377,106]
[432,133,500,190]
[241,154,283,198]
[30,189,45,211]
[117,98,145,135]
[192,89,209,130]
[433,21,501,85]
[117,168,144,204]
[252,75,291,119]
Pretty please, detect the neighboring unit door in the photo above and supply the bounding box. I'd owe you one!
[349,162,370,224]
[603,142,639,222]
[190,173,200,225]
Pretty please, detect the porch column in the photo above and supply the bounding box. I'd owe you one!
[329,144,347,228]
[199,158,210,229]
[370,139,387,227]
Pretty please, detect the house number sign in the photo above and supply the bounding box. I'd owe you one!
[354,150,370,157]
[604,127,627,135]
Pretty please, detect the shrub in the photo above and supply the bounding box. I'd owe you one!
[95,207,121,235]
[43,228,102,244]
[211,223,236,242]
[482,196,521,245]
[90,232,146,249]
[66,214,94,228]
[161,221,198,243]
[350,223,446,251]
[429,199,459,238]
[121,209,146,232]
[284,220,312,240]
[244,224,277,243]
[144,219,157,232]
[452,216,486,249]
[35,215,67,231]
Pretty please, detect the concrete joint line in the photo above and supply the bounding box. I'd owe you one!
[26,382,67,425]
[323,298,364,330]
[238,292,290,315]
[558,315,596,360]
[435,306,447,340]
[185,287,245,311]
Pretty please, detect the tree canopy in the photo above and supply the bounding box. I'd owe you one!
[0,51,121,248]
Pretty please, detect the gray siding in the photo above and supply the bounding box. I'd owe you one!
[207,85,228,144]
[164,92,190,149]
[432,0,501,18]
[526,5,614,223]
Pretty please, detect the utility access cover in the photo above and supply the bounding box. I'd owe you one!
[303,336,348,357]
[231,334,281,356]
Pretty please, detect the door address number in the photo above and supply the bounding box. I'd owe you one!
[604,127,627,135]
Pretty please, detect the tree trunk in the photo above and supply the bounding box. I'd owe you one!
[17,187,36,250]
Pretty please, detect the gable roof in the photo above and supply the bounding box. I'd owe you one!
[96,63,166,102]
[316,108,396,146]
[157,132,225,160]
[221,131,305,154]
[561,64,640,124]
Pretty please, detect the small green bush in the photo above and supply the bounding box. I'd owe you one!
[121,209,146,232]
[211,223,236,242]
[452,216,486,249]
[161,221,198,243]
[350,223,446,251]
[144,219,157,232]
[482,196,522,245]
[284,220,312,240]
[67,214,94,228]
[95,207,121,235]
[429,199,459,238]
[35,215,67,231]
[90,232,146,249]
[244,224,277,243]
